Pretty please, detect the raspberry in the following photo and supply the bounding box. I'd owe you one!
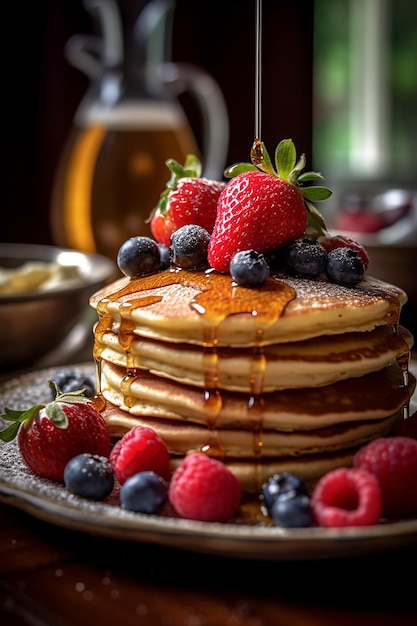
[311,467,382,527]
[168,453,241,522]
[354,437,417,517]
[110,426,170,485]
[320,234,369,269]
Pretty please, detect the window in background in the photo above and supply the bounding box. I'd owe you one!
[313,0,417,198]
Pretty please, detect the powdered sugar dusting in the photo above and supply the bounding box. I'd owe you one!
[1,364,417,558]
[0,365,120,513]
[0,365,243,531]
[275,273,406,314]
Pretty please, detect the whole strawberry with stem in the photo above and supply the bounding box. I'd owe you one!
[0,382,111,481]
[150,154,225,247]
[208,139,332,273]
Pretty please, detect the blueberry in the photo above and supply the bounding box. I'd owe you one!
[326,247,365,286]
[171,224,210,270]
[285,238,327,277]
[117,236,161,278]
[120,471,168,513]
[64,454,114,500]
[230,250,270,287]
[50,369,96,399]
[269,491,314,528]
[261,472,309,510]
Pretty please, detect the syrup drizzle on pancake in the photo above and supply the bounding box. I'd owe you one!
[93,268,296,463]
[92,267,413,490]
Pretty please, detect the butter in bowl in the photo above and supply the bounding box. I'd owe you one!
[0,243,115,370]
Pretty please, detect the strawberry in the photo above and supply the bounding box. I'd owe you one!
[319,234,369,269]
[208,139,332,273]
[150,155,225,247]
[0,382,111,481]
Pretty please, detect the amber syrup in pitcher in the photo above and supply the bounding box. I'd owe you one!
[50,0,228,261]
[51,101,198,261]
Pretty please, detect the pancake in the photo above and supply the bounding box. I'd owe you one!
[90,270,407,346]
[181,452,364,494]
[94,324,413,392]
[100,360,414,432]
[103,402,404,492]
[90,265,414,494]
[98,360,415,493]
[103,405,399,459]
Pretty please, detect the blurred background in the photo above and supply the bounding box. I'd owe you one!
[314,0,417,210]
[1,0,313,247]
[1,0,416,332]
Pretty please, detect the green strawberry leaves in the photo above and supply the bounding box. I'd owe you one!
[0,405,43,442]
[302,186,332,202]
[48,380,92,406]
[223,162,258,177]
[224,139,332,238]
[155,155,203,217]
[0,381,93,442]
[276,139,296,180]
[305,201,328,235]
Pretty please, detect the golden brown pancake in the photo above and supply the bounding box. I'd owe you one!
[94,325,413,392]
[90,269,407,346]
[100,360,413,432]
[90,266,414,493]
[99,362,415,492]
[102,402,410,493]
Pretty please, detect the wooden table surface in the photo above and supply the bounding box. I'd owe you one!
[1,502,417,626]
[1,335,417,625]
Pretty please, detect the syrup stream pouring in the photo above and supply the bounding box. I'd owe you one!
[251,0,264,167]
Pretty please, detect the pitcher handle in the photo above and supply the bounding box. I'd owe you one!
[64,35,103,79]
[159,62,229,180]
[65,0,124,78]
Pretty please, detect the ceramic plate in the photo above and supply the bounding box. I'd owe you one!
[1,363,417,561]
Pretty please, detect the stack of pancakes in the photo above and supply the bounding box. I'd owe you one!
[90,268,415,492]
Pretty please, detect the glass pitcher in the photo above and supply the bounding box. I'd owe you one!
[51,0,229,261]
